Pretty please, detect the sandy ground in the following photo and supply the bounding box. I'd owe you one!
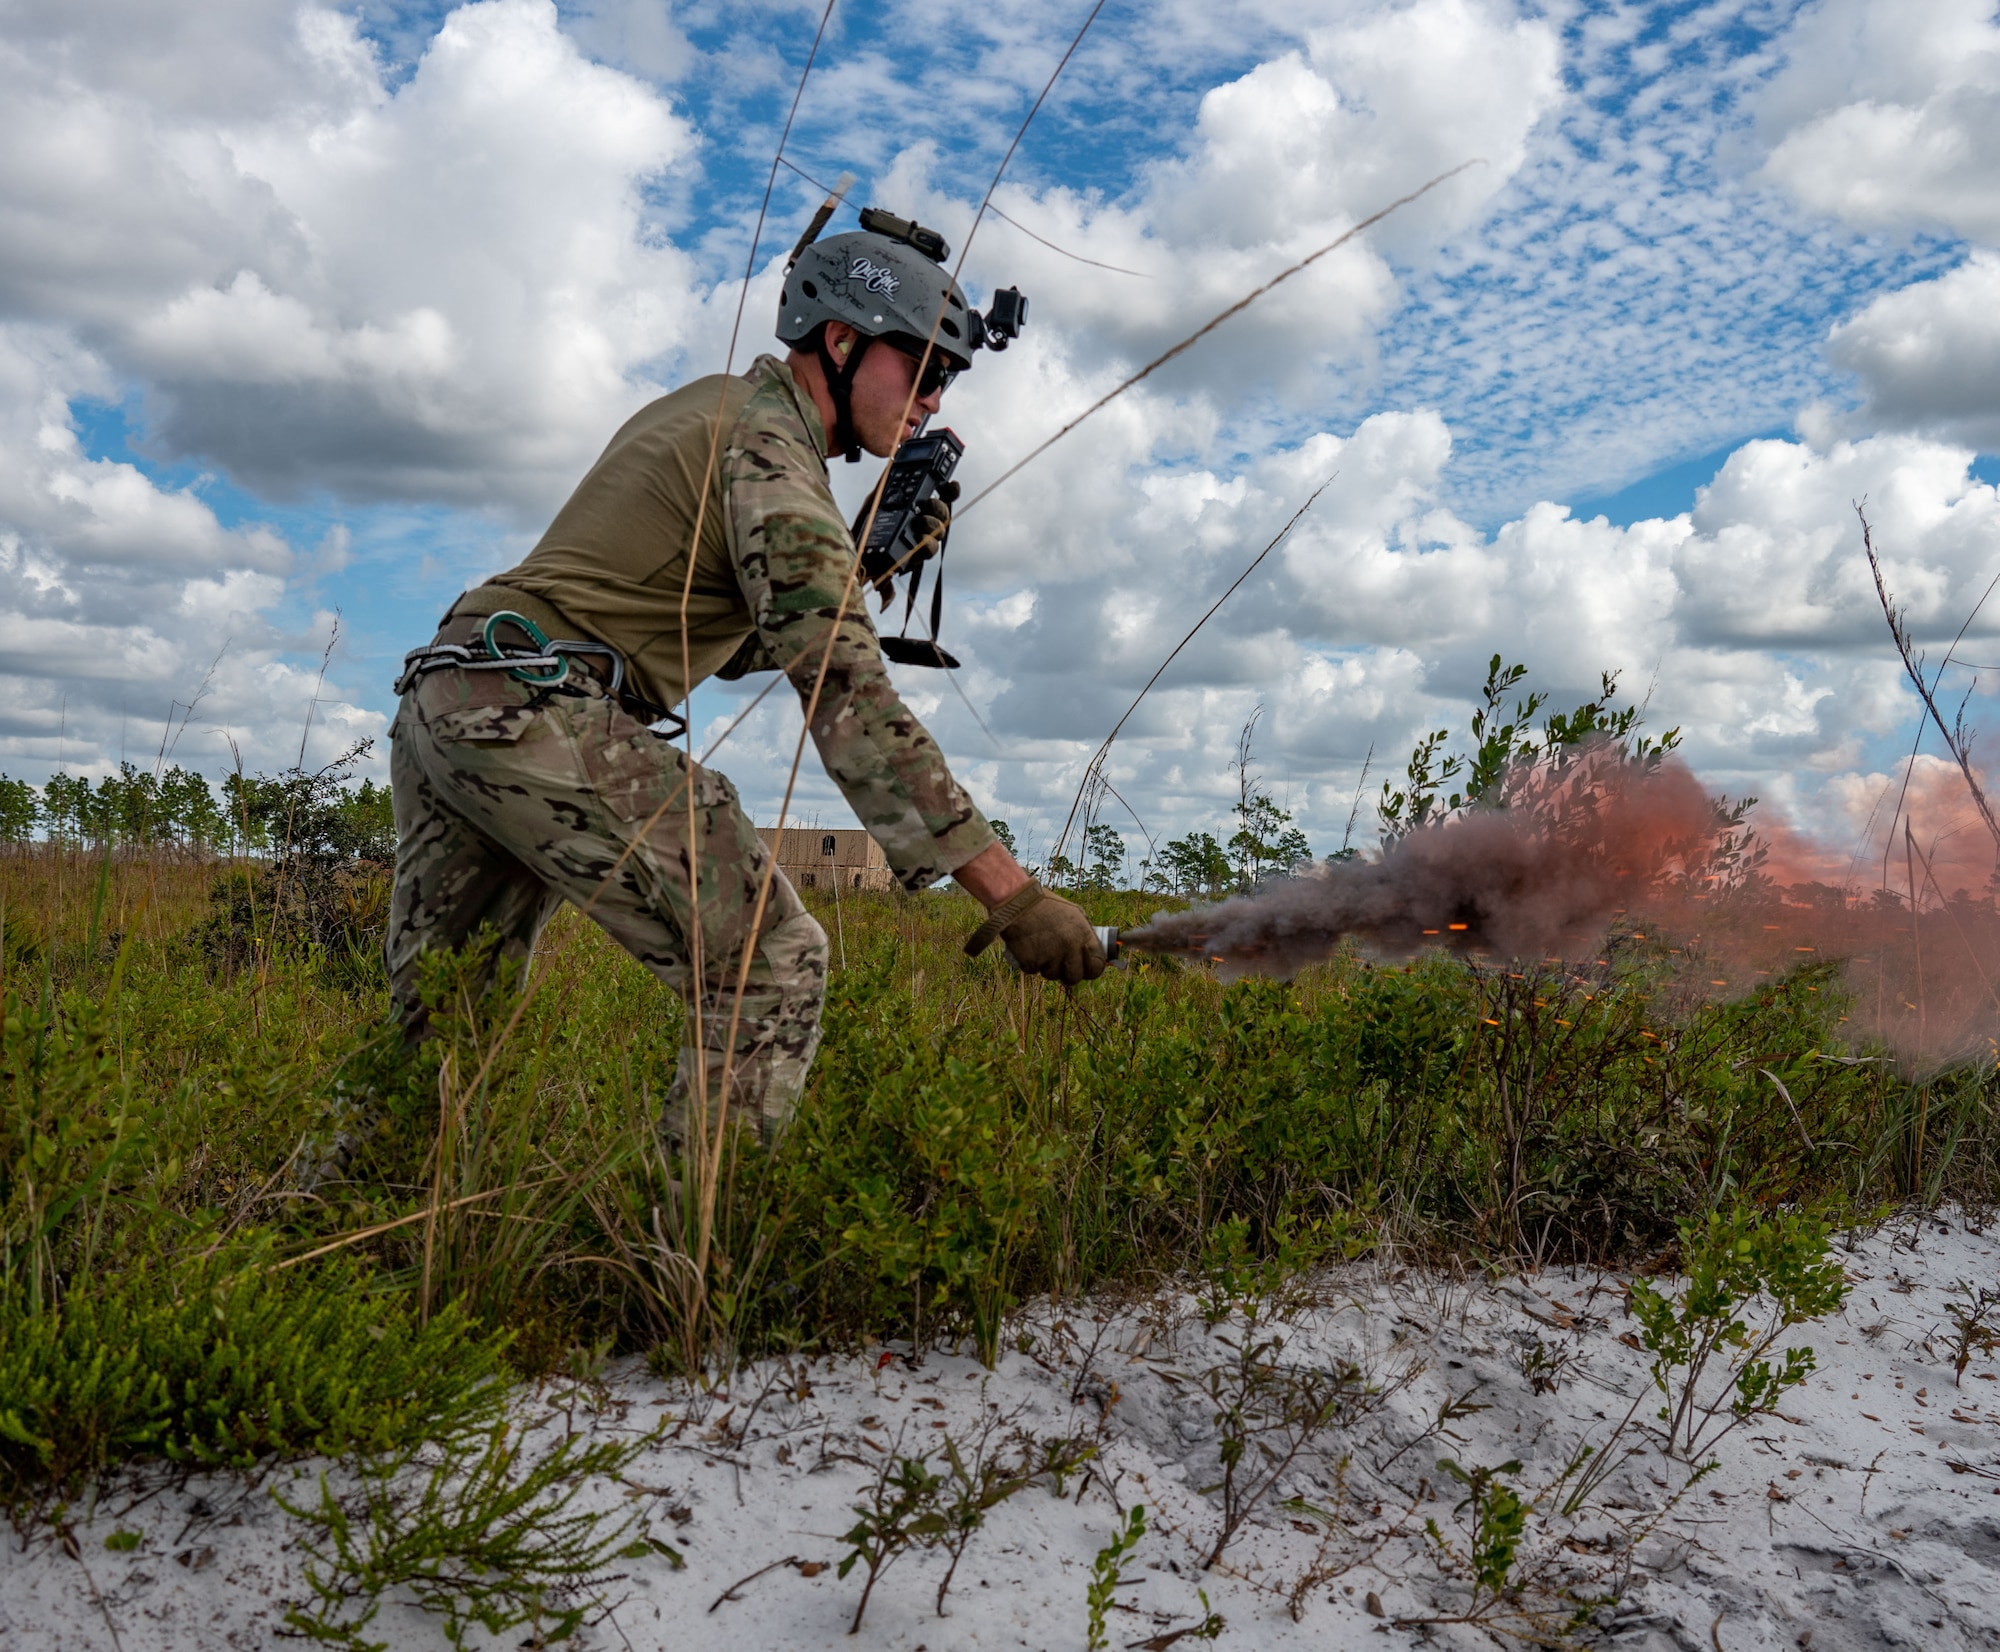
[7,1216,1999,1651]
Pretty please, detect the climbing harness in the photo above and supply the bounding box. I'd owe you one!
[395,610,685,736]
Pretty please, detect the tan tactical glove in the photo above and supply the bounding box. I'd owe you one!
[909,478,958,561]
[853,480,959,606]
[963,880,1107,986]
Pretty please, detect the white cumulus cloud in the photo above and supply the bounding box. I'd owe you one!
[1759,0,2000,241]
[1825,252,2000,450]
[0,0,700,511]
[0,330,382,777]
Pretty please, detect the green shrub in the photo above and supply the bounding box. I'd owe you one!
[1627,1204,1849,1459]
[785,960,1059,1361]
[1429,1457,1529,1604]
[277,1412,643,1651]
[0,1250,506,1512]
[2,975,150,1312]
[1087,1502,1146,1650]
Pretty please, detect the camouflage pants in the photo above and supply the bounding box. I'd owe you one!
[385,654,828,1149]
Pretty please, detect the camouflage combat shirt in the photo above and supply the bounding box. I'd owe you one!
[481,354,996,891]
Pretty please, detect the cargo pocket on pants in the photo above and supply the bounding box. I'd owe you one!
[415,670,543,745]
[586,721,728,825]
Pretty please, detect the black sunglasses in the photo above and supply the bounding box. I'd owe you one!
[888,339,959,399]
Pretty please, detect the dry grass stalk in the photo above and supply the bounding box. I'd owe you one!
[683,0,1111,1371]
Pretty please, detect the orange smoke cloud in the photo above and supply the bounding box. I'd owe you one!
[1124,749,2000,1071]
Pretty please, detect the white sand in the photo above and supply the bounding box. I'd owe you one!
[7,1215,1998,1650]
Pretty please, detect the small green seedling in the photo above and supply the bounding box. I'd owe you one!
[1087,1502,1146,1651]
[1197,1298,1366,1568]
[837,1449,948,1634]
[1944,1280,2000,1387]
[929,1421,1068,1616]
[276,1415,643,1650]
[1431,1458,1528,1605]
[1517,1335,1578,1395]
[835,1416,1094,1630]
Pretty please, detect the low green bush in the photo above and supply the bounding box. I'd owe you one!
[0,1250,506,1513]
[277,1411,644,1651]
[1627,1204,1849,1459]
[783,960,1060,1362]
[736,928,1906,1362]
[2,975,150,1313]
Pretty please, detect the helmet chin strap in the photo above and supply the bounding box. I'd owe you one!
[814,329,871,463]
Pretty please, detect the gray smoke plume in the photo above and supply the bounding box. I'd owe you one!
[1123,755,1720,981]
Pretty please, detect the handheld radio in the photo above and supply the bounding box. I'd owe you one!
[860,427,963,669]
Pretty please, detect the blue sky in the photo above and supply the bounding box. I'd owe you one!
[4,0,2000,876]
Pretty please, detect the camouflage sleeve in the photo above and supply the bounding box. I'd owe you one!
[724,386,997,891]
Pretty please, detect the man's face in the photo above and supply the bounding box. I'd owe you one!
[831,324,946,456]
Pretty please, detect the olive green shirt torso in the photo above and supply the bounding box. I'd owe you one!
[481,355,996,890]
[492,370,764,710]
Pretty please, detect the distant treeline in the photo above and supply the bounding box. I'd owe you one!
[0,760,393,859]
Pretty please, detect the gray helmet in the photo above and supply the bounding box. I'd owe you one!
[777,207,1026,460]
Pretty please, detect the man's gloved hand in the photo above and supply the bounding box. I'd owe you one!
[851,480,958,609]
[852,483,957,562]
[963,877,1107,985]
[909,478,959,562]
[1001,891,1107,985]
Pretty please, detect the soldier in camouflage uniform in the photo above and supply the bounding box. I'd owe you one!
[386,209,1105,1153]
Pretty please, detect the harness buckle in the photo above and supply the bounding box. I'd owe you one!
[482,611,569,687]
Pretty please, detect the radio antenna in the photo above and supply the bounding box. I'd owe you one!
[786,171,856,270]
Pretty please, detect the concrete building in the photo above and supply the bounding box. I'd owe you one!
[757,826,896,892]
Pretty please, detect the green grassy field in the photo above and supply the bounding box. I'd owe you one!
[3,842,1995,1519]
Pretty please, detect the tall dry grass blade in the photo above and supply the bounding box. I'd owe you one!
[421,1049,455,1323]
[956,164,1480,519]
[670,2,843,1372]
[1049,478,1330,866]
[985,203,1151,276]
[694,0,1113,1318]
[1901,826,2000,1025]
[1342,743,1375,855]
[269,1187,531,1272]
[1863,502,2000,867]
[266,617,342,973]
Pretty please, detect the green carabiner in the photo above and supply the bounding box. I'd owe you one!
[482,611,568,687]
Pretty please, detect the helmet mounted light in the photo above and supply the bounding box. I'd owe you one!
[857,205,950,264]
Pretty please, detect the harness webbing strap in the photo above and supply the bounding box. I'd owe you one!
[395,620,684,738]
